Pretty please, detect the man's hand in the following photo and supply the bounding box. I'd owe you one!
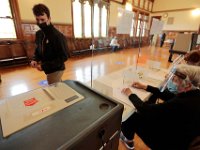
[36,64,43,71]
[132,82,147,90]
[121,88,132,97]
[30,61,38,68]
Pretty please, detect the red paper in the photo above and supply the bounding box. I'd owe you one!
[24,98,38,106]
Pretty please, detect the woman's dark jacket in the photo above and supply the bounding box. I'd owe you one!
[129,86,200,149]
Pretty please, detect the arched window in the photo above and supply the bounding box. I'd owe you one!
[136,13,149,37]
[73,0,82,38]
[84,1,92,37]
[72,0,108,38]
[125,2,136,37]
[93,3,100,37]
[101,5,107,37]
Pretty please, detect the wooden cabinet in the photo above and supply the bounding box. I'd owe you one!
[23,41,35,59]
[0,44,13,61]
[0,41,29,67]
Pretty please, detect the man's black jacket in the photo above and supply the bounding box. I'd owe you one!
[33,24,68,74]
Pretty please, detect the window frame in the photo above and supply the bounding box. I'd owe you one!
[133,0,153,11]
[135,12,149,37]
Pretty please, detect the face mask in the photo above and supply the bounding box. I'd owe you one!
[167,79,178,94]
[37,22,48,30]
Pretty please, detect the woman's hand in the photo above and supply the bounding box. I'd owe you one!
[132,82,147,90]
[121,88,132,97]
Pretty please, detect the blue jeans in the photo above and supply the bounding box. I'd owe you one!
[112,46,118,52]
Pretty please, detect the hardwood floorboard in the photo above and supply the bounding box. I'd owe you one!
[0,46,174,150]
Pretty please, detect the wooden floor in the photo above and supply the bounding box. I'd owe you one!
[0,45,174,150]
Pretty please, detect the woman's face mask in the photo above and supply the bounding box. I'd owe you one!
[167,79,178,94]
[167,75,196,94]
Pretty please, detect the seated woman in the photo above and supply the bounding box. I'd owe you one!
[146,50,200,104]
[120,64,200,150]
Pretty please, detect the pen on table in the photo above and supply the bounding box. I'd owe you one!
[42,88,55,100]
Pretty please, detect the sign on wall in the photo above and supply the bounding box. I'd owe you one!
[22,24,39,34]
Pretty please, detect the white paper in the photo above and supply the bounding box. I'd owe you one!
[117,8,134,34]
[113,86,134,107]
[113,84,151,106]
[150,18,164,35]
[146,60,161,71]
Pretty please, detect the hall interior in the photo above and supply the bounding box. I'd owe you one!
[0,45,172,150]
[0,0,200,149]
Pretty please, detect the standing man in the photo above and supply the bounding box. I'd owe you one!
[160,32,166,47]
[30,4,68,84]
[149,34,154,45]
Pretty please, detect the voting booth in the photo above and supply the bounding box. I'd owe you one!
[168,33,198,62]
[0,80,123,150]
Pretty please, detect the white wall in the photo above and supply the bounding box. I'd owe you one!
[151,0,200,31]
[18,0,72,24]
[153,0,200,11]
[18,0,127,27]
[18,0,200,31]
[109,1,124,27]
[151,10,200,31]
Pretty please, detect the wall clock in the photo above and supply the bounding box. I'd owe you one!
[163,13,168,18]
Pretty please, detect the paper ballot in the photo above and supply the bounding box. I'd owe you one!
[0,82,84,137]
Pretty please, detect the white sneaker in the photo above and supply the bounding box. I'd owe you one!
[120,132,134,150]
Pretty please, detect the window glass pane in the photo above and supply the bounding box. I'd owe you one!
[0,18,16,38]
[93,4,99,37]
[145,0,148,10]
[84,1,91,37]
[144,15,148,21]
[140,0,144,8]
[134,0,139,7]
[142,21,145,36]
[133,14,137,32]
[0,0,12,17]
[136,20,140,37]
[138,14,142,19]
[149,2,152,11]
[73,0,82,38]
[130,13,135,37]
[125,2,132,11]
[142,29,145,36]
[101,6,107,37]
[130,19,134,37]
